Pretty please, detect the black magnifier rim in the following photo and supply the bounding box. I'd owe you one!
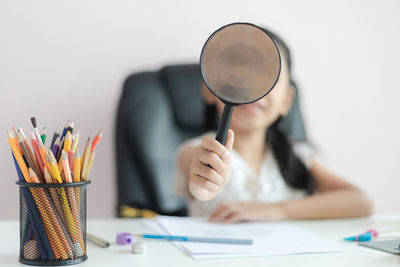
[200,22,282,106]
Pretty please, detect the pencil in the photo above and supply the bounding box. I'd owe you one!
[68,150,74,171]
[73,150,81,183]
[66,121,74,135]
[12,126,22,155]
[29,168,65,260]
[90,129,103,152]
[60,121,70,142]
[31,167,74,259]
[30,117,44,147]
[62,151,85,255]
[44,167,67,229]
[85,152,95,181]
[38,141,51,178]
[80,138,91,180]
[41,127,46,145]
[29,130,45,179]
[17,127,36,168]
[7,131,30,182]
[48,152,79,248]
[58,131,72,172]
[16,131,43,183]
[50,126,60,150]
[63,131,72,153]
[71,131,78,153]
[51,136,60,158]
[11,155,53,260]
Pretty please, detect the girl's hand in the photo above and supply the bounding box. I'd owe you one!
[189,130,234,201]
[209,202,288,223]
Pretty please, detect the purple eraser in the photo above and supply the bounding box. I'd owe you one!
[117,233,134,245]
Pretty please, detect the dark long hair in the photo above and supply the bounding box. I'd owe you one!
[203,27,315,195]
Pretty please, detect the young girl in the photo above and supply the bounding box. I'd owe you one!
[175,28,373,223]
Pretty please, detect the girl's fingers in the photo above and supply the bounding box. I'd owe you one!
[192,160,223,186]
[209,203,235,222]
[225,129,234,151]
[224,211,242,224]
[191,174,219,192]
[201,136,230,159]
[198,150,225,175]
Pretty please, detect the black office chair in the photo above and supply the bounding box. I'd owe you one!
[115,64,308,217]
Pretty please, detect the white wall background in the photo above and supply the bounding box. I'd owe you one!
[1,0,399,219]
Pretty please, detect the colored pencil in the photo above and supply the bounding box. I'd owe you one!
[50,126,60,150]
[73,150,81,183]
[41,127,46,145]
[80,138,91,180]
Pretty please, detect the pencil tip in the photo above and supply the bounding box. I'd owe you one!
[28,168,36,177]
[30,117,37,128]
[98,129,104,138]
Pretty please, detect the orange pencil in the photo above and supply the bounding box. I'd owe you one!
[12,126,22,155]
[7,131,29,181]
[38,141,51,176]
[90,129,103,152]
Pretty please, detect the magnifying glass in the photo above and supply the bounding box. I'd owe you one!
[200,22,281,144]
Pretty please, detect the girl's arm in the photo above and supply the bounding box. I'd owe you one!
[282,160,374,219]
[209,160,374,223]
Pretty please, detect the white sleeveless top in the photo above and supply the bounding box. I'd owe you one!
[174,132,315,217]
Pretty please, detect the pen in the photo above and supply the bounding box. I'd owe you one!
[87,233,110,248]
[135,234,253,245]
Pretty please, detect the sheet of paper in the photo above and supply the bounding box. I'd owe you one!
[144,216,342,259]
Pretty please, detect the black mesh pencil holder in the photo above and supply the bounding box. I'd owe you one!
[17,181,90,266]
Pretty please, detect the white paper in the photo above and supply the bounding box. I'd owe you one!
[144,216,342,259]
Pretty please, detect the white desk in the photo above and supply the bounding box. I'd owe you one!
[1,213,400,267]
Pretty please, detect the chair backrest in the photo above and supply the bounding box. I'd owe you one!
[115,64,308,216]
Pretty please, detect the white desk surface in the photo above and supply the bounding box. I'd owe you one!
[1,213,400,267]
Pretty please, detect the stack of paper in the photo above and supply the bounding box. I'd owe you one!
[144,216,342,259]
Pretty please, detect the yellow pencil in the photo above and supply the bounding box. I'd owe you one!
[73,150,81,183]
[85,151,95,181]
[63,131,72,152]
[80,138,91,180]
[71,131,79,154]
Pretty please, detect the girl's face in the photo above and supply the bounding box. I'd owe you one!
[202,54,294,133]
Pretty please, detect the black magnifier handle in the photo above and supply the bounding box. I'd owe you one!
[215,104,234,145]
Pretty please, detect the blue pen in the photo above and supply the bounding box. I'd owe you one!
[135,234,253,245]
